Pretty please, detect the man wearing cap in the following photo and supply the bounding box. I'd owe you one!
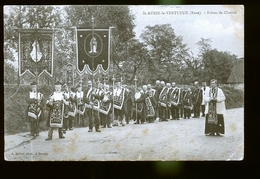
[113,81,125,126]
[75,83,85,127]
[158,81,170,121]
[147,84,157,122]
[183,87,193,119]
[26,81,44,139]
[169,82,181,120]
[192,81,202,118]
[154,80,161,120]
[204,79,226,136]
[201,82,210,117]
[62,84,76,132]
[45,81,67,140]
[83,80,103,132]
[100,84,112,128]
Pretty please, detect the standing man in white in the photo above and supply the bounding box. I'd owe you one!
[204,79,226,136]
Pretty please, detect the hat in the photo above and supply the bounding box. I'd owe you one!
[210,79,217,83]
[54,81,62,86]
[31,81,37,85]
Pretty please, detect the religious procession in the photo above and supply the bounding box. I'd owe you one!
[26,77,226,141]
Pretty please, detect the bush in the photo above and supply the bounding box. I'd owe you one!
[221,86,244,109]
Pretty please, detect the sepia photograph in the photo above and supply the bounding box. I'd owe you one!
[4,5,244,161]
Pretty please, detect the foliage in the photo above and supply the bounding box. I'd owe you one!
[202,49,238,83]
[140,24,190,83]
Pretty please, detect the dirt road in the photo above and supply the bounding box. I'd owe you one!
[4,108,244,161]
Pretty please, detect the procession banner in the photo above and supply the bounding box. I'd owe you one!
[19,29,54,77]
[76,28,110,75]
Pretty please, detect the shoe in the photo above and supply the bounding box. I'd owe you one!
[63,131,66,134]
[69,128,73,130]
[88,129,93,132]
[59,136,65,139]
[201,114,205,117]
[101,126,106,128]
[45,138,52,141]
[216,133,221,136]
[96,129,101,132]
[107,125,112,128]
[176,118,180,120]
[209,133,214,136]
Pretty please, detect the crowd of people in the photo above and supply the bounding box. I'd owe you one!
[25,78,226,141]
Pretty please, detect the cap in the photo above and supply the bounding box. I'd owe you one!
[31,81,37,85]
[54,81,62,86]
[210,79,217,83]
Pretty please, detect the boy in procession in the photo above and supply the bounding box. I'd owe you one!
[26,81,44,139]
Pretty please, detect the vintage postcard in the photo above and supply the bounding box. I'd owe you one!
[4,5,244,161]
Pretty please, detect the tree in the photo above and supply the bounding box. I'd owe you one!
[202,49,238,83]
[196,38,212,56]
[140,24,189,83]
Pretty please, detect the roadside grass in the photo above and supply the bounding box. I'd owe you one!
[4,85,244,134]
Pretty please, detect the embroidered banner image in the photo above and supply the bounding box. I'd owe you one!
[19,29,54,77]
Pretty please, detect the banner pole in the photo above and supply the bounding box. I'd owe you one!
[134,75,137,122]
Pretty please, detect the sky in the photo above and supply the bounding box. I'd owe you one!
[129,5,244,58]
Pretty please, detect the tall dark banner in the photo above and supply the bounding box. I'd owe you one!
[19,29,54,77]
[76,28,110,75]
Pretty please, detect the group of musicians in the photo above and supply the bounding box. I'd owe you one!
[25,78,226,140]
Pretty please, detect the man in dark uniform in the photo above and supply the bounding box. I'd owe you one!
[192,81,202,118]
[158,81,169,121]
[75,83,85,127]
[84,80,103,132]
[26,81,44,139]
[147,84,157,122]
[62,84,76,133]
[100,84,112,128]
[113,82,125,126]
[154,80,161,120]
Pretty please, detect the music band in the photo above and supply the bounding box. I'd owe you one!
[26,78,226,140]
